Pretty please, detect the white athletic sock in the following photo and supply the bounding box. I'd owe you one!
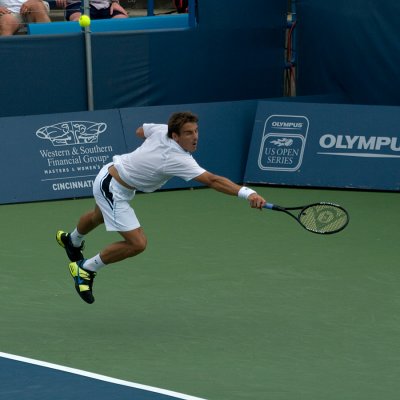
[83,254,106,272]
[70,228,85,247]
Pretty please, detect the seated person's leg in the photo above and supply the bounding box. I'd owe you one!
[26,0,51,23]
[66,2,82,21]
[110,4,128,19]
[0,13,23,35]
[110,9,128,19]
[94,5,128,19]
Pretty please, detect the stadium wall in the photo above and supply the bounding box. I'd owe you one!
[244,100,400,191]
[1,98,399,205]
[0,0,287,118]
[0,100,257,204]
[296,1,400,105]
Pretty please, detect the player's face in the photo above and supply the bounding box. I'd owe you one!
[172,122,199,153]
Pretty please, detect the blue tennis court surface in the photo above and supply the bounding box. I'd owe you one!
[0,353,206,400]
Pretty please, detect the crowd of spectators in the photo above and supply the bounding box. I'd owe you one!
[0,0,188,35]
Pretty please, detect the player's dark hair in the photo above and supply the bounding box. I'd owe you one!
[167,111,198,138]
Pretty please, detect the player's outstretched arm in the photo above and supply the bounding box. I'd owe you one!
[136,126,145,139]
[194,171,266,209]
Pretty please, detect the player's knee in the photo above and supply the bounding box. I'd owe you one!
[126,236,147,257]
[135,237,147,254]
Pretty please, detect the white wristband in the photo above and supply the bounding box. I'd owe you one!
[238,186,256,199]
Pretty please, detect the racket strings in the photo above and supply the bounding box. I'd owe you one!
[299,204,348,234]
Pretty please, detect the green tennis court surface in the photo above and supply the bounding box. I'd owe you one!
[1,187,399,400]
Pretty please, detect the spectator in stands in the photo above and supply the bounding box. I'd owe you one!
[56,0,128,21]
[0,0,50,35]
[173,0,188,13]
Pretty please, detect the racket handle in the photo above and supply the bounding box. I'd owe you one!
[263,203,275,209]
[263,203,285,211]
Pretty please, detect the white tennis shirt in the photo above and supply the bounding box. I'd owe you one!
[112,123,206,192]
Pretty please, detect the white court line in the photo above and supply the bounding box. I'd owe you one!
[0,352,207,400]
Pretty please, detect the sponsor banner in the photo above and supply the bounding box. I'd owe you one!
[0,110,126,204]
[0,100,257,204]
[244,101,400,191]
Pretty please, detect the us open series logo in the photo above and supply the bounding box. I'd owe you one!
[258,115,309,172]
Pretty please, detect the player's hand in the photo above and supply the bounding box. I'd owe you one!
[248,193,266,209]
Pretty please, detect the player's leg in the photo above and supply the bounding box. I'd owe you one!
[57,160,111,262]
[62,203,104,304]
[56,204,103,262]
[66,225,146,305]
[76,204,104,235]
[81,198,147,269]
[99,227,147,264]
[66,163,143,303]
[67,227,146,305]
[56,203,104,262]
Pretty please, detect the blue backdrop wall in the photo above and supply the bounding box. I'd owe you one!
[3,2,400,115]
[0,0,287,118]
[296,1,400,105]
[0,100,257,204]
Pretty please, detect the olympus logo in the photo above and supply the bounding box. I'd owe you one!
[271,121,304,129]
[318,134,400,158]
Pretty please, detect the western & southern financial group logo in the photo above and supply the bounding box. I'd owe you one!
[35,120,113,193]
[36,121,107,145]
[258,114,309,172]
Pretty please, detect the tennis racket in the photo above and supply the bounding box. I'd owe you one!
[263,202,349,234]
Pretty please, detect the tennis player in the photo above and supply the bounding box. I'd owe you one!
[57,111,266,304]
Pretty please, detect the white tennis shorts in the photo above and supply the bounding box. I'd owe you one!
[93,163,140,232]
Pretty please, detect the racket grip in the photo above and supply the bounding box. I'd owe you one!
[263,203,275,209]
